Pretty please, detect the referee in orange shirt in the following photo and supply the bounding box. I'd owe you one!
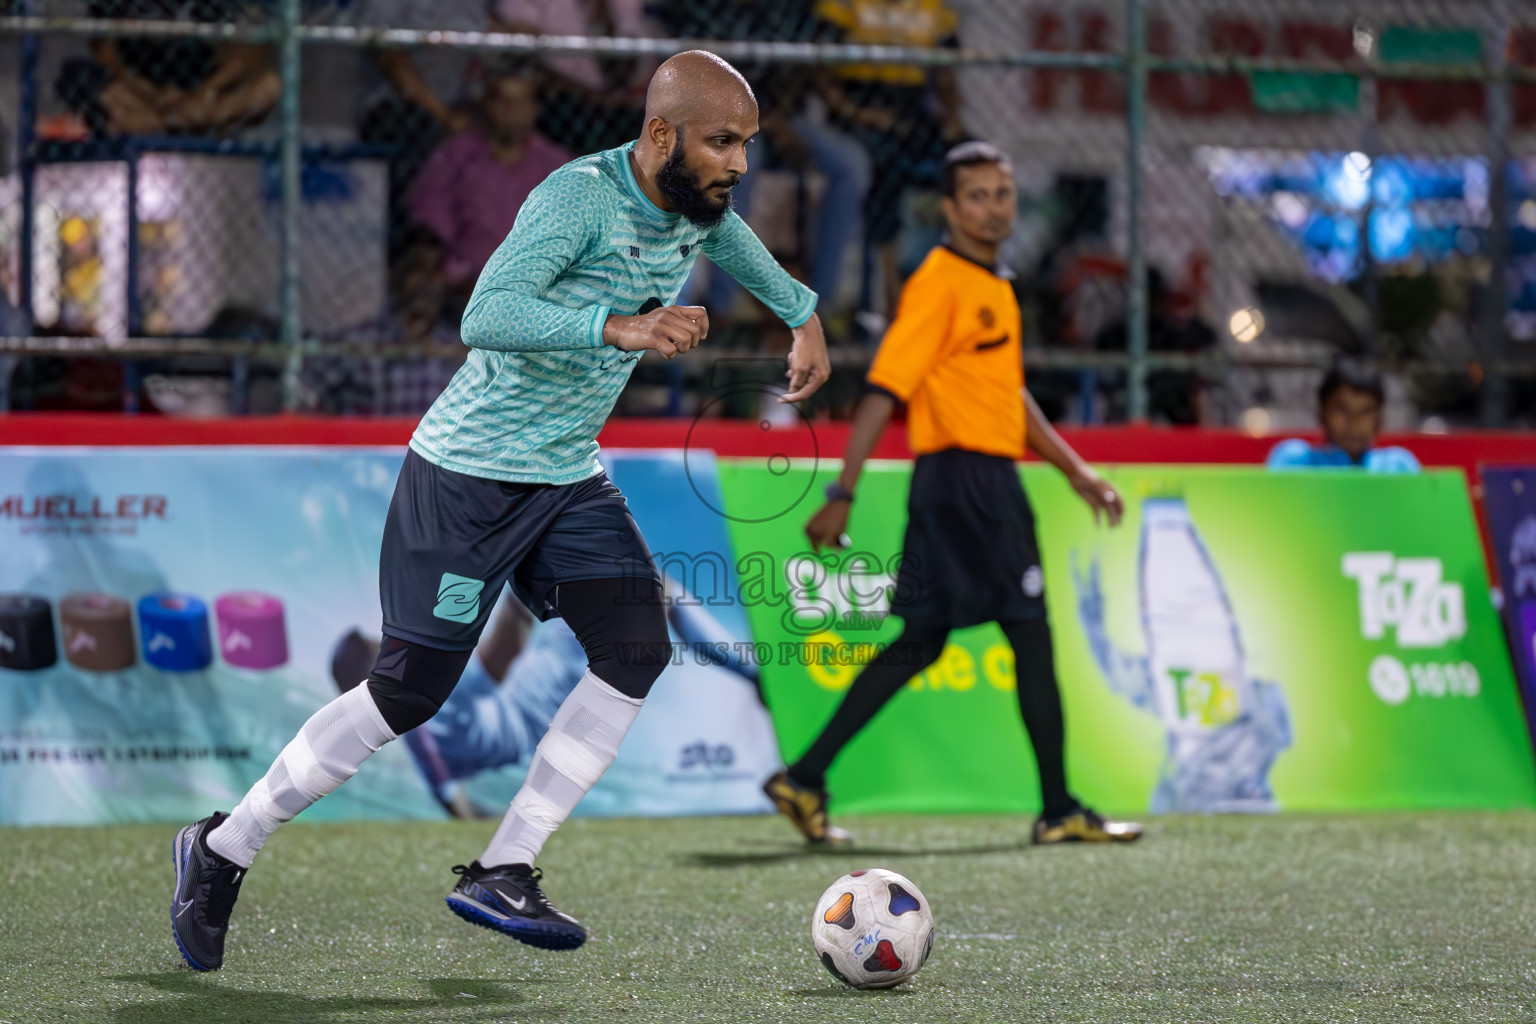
[764,141,1142,846]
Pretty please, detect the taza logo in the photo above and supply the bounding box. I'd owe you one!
[1341,553,1465,647]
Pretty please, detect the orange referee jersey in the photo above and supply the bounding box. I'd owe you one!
[866,245,1025,460]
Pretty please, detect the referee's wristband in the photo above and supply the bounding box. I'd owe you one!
[825,482,854,504]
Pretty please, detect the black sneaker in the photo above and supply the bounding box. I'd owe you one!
[170,812,246,971]
[445,861,586,951]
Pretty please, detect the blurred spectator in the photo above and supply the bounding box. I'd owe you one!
[653,0,870,323]
[349,0,489,261]
[1267,359,1421,473]
[814,0,966,317]
[409,64,569,294]
[307,229,465,416]
[352,0,484,137]
[490,0,654,154]
[1094,267,1217,425]
[56,0,279,137]
[375,229,465,416]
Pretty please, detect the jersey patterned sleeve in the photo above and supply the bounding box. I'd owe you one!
[459,170,611,353]
[865,263,955,401]
[700,211,818,327]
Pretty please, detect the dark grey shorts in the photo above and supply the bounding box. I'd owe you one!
[380,449,659,650]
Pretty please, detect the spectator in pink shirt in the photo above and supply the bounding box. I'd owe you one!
[409,64,571,293]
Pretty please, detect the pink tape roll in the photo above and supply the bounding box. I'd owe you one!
[214,592,289,670]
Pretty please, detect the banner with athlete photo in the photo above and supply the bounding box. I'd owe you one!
[0,447,779,825]
[717,463,1536,816]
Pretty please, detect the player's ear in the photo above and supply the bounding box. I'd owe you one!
[939,194,958,230]
[645,115,671,153]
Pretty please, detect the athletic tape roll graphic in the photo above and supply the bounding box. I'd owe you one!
[60,593,136,671]
[137,594,213,672]
[215,591,289,669]
[0,594,59,671]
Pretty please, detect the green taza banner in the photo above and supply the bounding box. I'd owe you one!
[716,463,1536,815]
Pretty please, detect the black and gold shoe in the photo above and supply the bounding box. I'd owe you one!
[1033,807,1143,845]
[763,770,853,845]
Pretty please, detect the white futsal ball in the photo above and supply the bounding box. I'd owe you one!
[811,868,935,989]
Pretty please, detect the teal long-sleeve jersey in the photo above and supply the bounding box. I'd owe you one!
[410,142,818,484]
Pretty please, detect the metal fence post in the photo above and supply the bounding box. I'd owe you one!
[1359,71,1380,356]
[1125,0,1149,422]
[278,0,303,412]
[1481,0,1512,427]
[17,3,37,336]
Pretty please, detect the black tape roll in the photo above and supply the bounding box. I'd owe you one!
[0,594,59,671]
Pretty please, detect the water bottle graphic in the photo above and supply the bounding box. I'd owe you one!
[1141,498,1254,747]
[1075,495,1290,812]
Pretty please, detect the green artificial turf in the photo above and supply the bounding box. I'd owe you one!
[3,812,1535,1023]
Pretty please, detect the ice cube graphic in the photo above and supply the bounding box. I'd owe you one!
[1075,496,1291,813]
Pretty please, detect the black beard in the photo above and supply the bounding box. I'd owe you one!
[656,142,734,228]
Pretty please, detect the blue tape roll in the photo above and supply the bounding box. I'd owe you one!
[0,594,59,671]
[137,594,213,672]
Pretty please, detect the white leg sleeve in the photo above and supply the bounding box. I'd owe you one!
[207,683,396,868]
[481,670,643,869]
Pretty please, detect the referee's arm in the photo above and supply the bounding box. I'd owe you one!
[805,386,895,553]
[804,274,949,552]
[1023,388,1125,527]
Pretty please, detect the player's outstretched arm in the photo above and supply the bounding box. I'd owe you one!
[699,212,827,400]
[783,313,831,403]
[1024,388,1124,527]
[805,389,895,552]
[602,305,708,359]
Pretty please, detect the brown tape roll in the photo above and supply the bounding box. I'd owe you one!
[60,593,136,672]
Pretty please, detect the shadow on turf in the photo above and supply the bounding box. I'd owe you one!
[791,985,914,998]
[104,973,559,1023]
[684,842,1026,868]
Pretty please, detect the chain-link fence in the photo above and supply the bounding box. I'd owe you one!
[0,0,1533,425]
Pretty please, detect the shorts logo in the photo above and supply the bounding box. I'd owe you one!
[433,572,485,623]
[1022,566,1044,598]
[978,306,996,328]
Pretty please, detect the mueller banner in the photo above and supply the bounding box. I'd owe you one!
[0,448,779,825]
[717,463,1536,815]
[1481,467,1536,745]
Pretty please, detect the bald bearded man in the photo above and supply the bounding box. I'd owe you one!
[169,51,830,970]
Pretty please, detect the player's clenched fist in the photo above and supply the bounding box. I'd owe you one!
[782,312,830,403]
[602,304,709,359]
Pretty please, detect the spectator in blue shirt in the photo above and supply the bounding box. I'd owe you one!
[1267,359,1421,474]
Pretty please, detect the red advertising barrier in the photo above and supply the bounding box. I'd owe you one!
[1,414,1529,481]
[4,414,1528,572]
